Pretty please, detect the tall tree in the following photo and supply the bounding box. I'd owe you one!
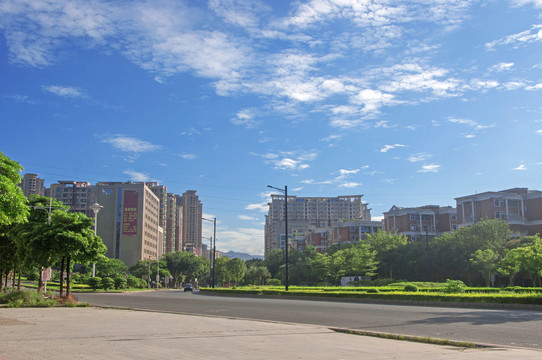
[227,258,246,286]
[470,249,499,287]
[0,152,28,226]
[365,231,408,278]
[330,242,378,284]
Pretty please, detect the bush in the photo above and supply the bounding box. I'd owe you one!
[114,276,127,290]
[87,277,102,290]
[265,278,281,286]
[404,284,419,292]
[443,279,465,294]
[0,290,56,307]
[366,288,380,294]
[25,271,40,281]
[102,277,115,291]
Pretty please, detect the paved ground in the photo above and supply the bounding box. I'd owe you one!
[1,307,542,360]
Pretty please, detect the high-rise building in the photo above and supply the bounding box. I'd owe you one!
[177,190,202,255]
[455,188,542,236]
[383,205,457,242]
[20,173,45,198]
[48,181,96,216]
[95,182,161,267]
[264,195,370,258]
[148,183,167,254]
[166,193,181,253]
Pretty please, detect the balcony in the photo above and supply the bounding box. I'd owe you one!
[500,214,527,224]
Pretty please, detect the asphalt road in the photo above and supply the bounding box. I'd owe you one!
[77,290,542,349]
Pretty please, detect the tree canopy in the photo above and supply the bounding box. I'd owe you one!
[0,152,28,225]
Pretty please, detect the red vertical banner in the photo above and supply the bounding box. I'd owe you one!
[122,190,139,235]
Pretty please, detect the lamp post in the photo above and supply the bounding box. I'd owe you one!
[89,203,103,278]
[267,185,288,291]
[202,217,216,288]
[423,225,430,281]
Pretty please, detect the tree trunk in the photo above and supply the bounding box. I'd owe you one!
[66,257,71,297]
[59,257,65,297]
[38,268,43,293]
[12,268,16,288]
[0,269,3,291]
[17,272,21,290]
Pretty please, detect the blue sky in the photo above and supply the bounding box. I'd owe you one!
[1,0,541,255]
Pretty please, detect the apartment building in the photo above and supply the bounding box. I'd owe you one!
[48,181,96,216]
[264,194,371,258]
[383,205,457,242]
[165,193,180,253]
[19,173,45,198]
[95,182,161,267]
[455,188,542,236]
[176,190,202,255]
[298,220,382,253]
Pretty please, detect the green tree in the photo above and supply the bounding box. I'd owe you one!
[469,249,499,287]
[95,257,128,278]
[330,242,378,284]
[0,152,28,226]
[497,249,523,286]
[10,196,68,293]
[214,257,231,285]
[163,252,207,287]
[227,258,246,286]
[365,231,408,278]
[245,266,271,285]
[263,249,284,280]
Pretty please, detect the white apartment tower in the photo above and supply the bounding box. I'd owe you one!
[264,194,370,258]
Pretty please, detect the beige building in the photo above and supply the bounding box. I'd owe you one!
[20,173,45,198]
[264,195,370,258]
[177,190,202,255]
[165,193,180,253]
[95,182,161,267]
[383,205,457,242]
[455,188,542,236]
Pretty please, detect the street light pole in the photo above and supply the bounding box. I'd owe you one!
[267,185,288,291]
[89,203,103,278]
[202,217,217,288]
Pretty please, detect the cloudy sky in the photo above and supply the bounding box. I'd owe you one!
[1,0,541,255]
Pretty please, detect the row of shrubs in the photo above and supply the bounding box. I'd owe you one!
[201,287,542,305]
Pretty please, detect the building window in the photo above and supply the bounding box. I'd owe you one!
[452,224,457,231]
[451,214,457,220]
[495,211,501,219]
[494,199,501,207]
[421,215,431,221]
[410,224,417,231]
[410,214,416,221]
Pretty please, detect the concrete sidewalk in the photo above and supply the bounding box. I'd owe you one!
[1,307,541,360]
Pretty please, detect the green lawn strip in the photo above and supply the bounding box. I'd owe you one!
[329,327,478,348]
[200,287,542,305]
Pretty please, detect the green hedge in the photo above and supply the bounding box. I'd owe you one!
[200,287,542,305]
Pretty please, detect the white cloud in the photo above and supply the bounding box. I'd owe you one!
[42,85,86,98]
[103,136,161,152]
[123,169,156,182]
[380,178,396,184]
[536,130,542,135]
[408,153,432,163]
[448,117,494,131]
[352,89,395,116]
[339,182,362,188]
[485,24,542,50]
[380,144,407,153]
[418,164,441,173]
[464,134,476,139]
[525,83,542,91]
[489,62,514,72]
[256,150,318,171]
[514,164,527,171]
[245,202,268,212]
[231,109,260,128]
[238,215,258,221]
[218,227,264,255]
[179,153,197,160]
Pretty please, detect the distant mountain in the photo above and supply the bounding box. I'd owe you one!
[222,251,264,261]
